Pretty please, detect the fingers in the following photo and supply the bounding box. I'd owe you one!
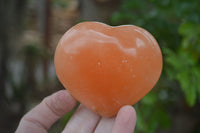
[16,90,137,133]
[94,105,136,133]
[63,105,136,133]
[15,90,77,133]
[94,117,115,133]
[62,105,100,133]
[111,105,137,133]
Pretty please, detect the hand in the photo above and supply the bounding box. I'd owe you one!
[15,90,137,133]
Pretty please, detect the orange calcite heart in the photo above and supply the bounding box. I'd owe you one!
[54,22,162,117]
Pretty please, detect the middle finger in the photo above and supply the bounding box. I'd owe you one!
[62,105,100,133]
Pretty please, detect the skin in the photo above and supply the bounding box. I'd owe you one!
[15,90,137,133]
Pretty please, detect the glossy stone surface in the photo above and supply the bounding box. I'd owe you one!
[54,22,162,117]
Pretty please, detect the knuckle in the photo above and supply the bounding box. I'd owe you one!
[43,94,62,117]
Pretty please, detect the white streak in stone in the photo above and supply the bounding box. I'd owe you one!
[63,29,137,56]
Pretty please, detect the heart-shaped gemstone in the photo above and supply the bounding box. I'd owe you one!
[54,22,162,117]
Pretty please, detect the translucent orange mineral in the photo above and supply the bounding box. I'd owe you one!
[54,22,162,117]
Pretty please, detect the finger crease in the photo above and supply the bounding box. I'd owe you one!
[23,117,48,131]
[44,100,61,118]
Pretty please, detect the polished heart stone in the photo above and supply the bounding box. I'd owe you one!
[54,22,162,117]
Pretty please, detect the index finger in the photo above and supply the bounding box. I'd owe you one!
[15,90,77,133]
